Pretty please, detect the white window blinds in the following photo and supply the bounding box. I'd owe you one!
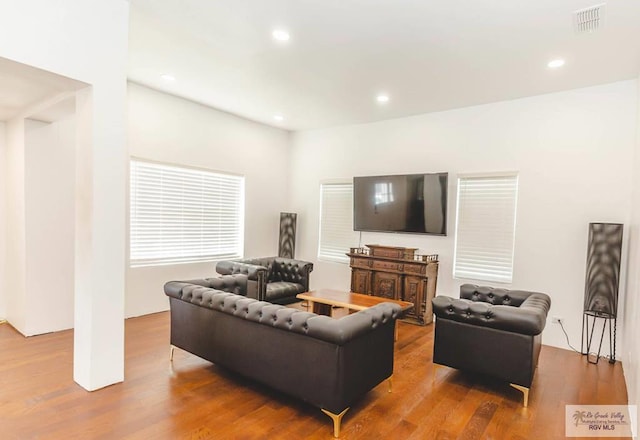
[453,173,518,283]
[318,183,358,263]
[130,159,244,267]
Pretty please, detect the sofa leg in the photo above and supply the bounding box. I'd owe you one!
[509,383,529,407]
[321,407,349,438]
[170,345,175,362]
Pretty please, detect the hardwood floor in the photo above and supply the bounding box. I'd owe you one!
[0,310,629,439]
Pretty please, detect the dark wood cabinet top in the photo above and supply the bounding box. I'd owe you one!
[347,252,437,266]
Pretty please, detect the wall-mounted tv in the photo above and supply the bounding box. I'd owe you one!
[353,172,448,235]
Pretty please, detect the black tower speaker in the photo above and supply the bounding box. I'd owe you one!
[581,222,623,363]
[278,212,297,259]
[583,223,623,317]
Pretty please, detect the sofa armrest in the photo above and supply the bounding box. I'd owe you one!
[173,275,246,293]
[216,261,267,281]
[216,261,270,301]
[432,294,550,336]
[305,302,400,345]
[165,281,219,303]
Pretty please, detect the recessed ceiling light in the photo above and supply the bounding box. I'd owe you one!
[376,94,390,103]
[273,114,284,122]
[272,30,290,42]
[547,59,565,69]
[160,73,176,82]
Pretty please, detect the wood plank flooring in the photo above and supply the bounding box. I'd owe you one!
[0,310,629,439]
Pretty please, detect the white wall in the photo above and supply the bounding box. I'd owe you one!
[4,117,27,333]
[0,121,5,320]
[622,75,640,409]
[289,80,638,352]
[0,0,129,391]
[126,83,290,317]
[24,117,76,335]
[3,116,76,336]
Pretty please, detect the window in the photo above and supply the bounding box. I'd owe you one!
[130,159,244,267]
[453,173,518,283]
[318,183,358,263]
[374,182,394,205]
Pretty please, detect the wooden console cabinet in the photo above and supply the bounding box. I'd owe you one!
[347,244,439,325]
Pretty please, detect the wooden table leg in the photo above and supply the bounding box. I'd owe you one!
[312,302,333,316]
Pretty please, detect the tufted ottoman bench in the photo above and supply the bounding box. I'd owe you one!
[164,280,401,437]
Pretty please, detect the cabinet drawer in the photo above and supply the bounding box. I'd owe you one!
[372,260,402,271]
[404,263,426,275]
[350,257,370,269]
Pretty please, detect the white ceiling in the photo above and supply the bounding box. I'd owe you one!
[128,0,640,131]
[0,57,85,122]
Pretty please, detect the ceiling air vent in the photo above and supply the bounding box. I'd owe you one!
[574,3,606,34]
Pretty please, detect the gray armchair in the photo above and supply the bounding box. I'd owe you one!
[216,256,313,304]
[432,284,551,407]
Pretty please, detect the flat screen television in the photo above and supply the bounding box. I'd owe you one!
[353,172,448,235]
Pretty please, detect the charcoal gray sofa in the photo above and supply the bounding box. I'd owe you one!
[432,284,551,407]
[164,279,401,437]
[215,256,313,304]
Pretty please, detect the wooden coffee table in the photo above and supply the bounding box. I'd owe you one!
[296,289,414,340]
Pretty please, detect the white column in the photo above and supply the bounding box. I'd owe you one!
[73,83,127,390]
[0,0,129,391]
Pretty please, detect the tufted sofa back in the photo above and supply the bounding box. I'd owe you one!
[270,258,311,285]
[165,281,400,345]
[460,284,531,307]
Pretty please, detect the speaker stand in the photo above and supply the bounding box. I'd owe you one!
[581,311,616,365]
